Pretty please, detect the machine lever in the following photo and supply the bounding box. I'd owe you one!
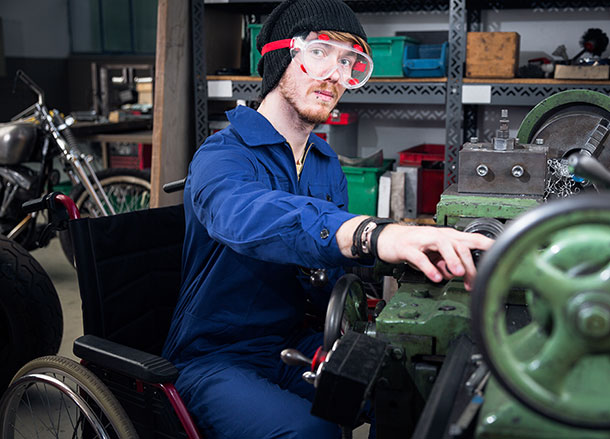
[449,371,491,437]
[280,349,312,368]
[569,154,610,190]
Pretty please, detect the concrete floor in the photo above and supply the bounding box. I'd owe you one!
[32,236,371,438]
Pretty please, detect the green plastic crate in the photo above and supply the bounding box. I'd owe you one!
[369,36,415,77]
[249,23,263,76]
[342,159,394,215]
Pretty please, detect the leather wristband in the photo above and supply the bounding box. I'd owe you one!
[351,217,375,259]
[351,217,395,261]
[369,220,396,260]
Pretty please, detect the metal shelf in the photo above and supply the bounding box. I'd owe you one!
[194,0,609,186]
[207,76,448,104]
[464,81,610,106]
[204,0,450,13]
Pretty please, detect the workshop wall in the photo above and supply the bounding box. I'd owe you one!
[0,0,70,121]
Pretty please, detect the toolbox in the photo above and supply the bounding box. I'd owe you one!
[466,32,520,78]
[402,42,448,78]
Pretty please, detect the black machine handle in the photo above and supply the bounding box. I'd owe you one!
[569,154,610,190]
[163,177,186,193]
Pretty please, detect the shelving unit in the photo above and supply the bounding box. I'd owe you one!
[194,0,609,187]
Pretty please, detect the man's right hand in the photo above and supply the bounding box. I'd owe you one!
[336,217,494,291]
[375,224,494,291]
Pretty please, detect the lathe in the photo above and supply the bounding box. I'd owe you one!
[284,89,610,439]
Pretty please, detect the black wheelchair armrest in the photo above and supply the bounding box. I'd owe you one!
[73,334,179,383]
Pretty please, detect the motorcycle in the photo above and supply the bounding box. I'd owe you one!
[0,70,151,261]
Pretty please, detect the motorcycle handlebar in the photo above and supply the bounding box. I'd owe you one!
[14,70,44,106]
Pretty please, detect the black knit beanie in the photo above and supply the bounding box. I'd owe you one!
[256,0,367,98]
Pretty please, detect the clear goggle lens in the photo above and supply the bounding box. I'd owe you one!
[289,36,373,89]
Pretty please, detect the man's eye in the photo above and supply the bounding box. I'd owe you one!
[310,48,325,58]
[339,58,354,68]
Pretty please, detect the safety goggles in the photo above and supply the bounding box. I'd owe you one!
[261,34,374,89]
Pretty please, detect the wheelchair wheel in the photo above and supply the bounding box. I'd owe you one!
[0,355,139,438]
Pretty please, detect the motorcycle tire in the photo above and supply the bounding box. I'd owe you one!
[0,234,63,392]
[59,168,151,266]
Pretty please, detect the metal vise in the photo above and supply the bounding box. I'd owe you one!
[458,109,548,196]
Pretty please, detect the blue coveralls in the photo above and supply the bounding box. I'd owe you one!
[162,105,358,439]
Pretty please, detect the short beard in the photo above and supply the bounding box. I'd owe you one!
[278,74,335,126]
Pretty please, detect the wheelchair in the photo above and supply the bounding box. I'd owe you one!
[0,190,202,438]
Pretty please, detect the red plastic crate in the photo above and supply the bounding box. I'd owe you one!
[419,169,444,214]
[399,144,444,166]
[399,144,445,215]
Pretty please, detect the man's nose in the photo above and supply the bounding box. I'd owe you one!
[326,68,341,83]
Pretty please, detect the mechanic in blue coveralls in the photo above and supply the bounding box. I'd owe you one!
[163,0,493,437]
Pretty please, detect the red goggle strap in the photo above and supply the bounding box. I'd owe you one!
[261,39,293,56]
[261,37,365,56]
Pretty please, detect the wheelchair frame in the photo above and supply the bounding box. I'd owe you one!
[0,195,202,439]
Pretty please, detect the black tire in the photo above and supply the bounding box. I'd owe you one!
[59,168,151,265]
[0,355,139,438]
[0,235,63,393]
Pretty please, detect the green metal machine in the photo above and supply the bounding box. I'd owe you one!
[287,90,610,438]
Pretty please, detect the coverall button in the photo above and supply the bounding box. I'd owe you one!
[320,229,329,239]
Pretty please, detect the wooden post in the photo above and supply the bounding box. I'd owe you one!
[151,0,193,207]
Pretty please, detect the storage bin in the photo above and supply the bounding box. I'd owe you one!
[342,159,394,215]
[249,24,263,76]
[402,42,448,78]
[399,144,445,215]
[369,36,416,77]
[399,144,444,166]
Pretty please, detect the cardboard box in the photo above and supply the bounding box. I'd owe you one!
[466,32,520,78]
[136,82,153,105]
[554,64,609,80]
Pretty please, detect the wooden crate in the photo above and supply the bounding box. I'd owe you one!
[554,64,609,80]
[466,32,520,79]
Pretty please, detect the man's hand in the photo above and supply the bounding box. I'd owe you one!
[375,224,494,291]
[336,217,494,291]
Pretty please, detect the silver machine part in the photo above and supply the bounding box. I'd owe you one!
[458,109,548,196]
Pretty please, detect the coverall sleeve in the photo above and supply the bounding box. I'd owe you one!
[188,143,357,268]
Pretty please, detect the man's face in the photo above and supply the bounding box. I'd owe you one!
[277,33,347,125]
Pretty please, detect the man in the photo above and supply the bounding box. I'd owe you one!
[163,0,493,437]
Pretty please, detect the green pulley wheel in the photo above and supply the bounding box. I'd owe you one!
[472,193,610,429]
[516,89,610,165]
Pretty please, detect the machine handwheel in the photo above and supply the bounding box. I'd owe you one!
[0,355,139,438]
[472,194,610,429]
[324,274,368,351]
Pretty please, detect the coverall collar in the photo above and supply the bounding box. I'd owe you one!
[226,105,337,158]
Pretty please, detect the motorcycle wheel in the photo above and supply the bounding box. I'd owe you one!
[0,234,63,392]
[59,168,151,265]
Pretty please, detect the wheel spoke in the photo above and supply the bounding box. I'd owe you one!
[519,326,584,396]
[512,253,578,305]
